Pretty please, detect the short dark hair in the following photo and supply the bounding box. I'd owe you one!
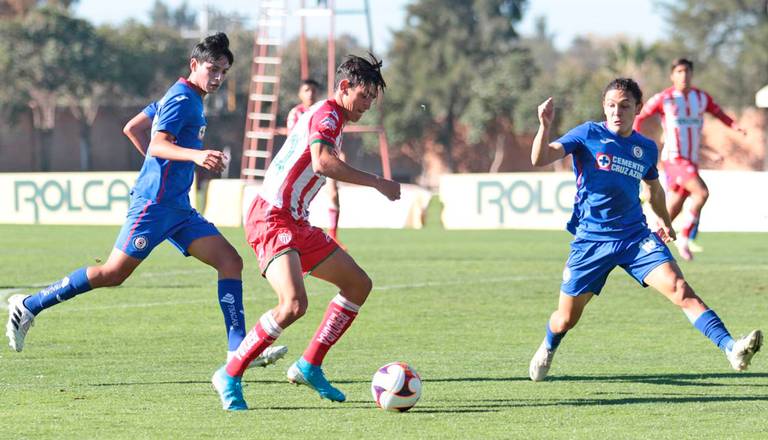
[671,58,694,72]
[603,78,643,104]
[300,78,321,89]
[335,53,386,92]
[191,32,234,65]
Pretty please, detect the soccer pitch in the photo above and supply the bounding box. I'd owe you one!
[1,222,766,439]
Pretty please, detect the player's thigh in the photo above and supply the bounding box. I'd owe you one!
[561,239,616,296]
[187,234,242,270]
[265,250,308,305]
[311,249,371,296]
[88,247,143,287]
[683,173,708,198]
[555,291,594,321]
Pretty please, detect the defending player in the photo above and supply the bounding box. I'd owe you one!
[212,54,400,411]
[528,78,762,382]
[120,101,287,368]
[6,33,283,368]
[287,78,346,248]
[633,58,746,260]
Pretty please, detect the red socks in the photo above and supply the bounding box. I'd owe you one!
[226,311,282,377]
[302,294,360,366]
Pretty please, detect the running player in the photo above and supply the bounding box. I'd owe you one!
[287,78,346,248]
[633,58,746,260]
[121,100,287,368]
[6,33,284,368]
[528,78,761,382]
[212,54,400,411]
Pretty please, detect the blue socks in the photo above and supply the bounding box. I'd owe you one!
[23,268,92,315]
[545,321,567,351]
[218,279,246,351]
[693,309,734,352]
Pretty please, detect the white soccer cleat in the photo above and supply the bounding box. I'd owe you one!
[727,330,763,371]
[247,345,288,369]
[6,294,35,352]
[529,339,556,382]
[687,240,704,253]
[676,240,693,261]
[227,345,288,369]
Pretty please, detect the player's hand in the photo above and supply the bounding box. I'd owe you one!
[195,150,227,173]
[538,97,555,128]
[376,177,401,201]
[655,223,676,243]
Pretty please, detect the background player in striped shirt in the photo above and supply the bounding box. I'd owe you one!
[6,33,286,368]
[287,78,346,249]
[212,54,400,411]
[634,58,746,260]
[528,78,761,382]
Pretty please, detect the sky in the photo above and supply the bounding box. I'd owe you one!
[73,0,668,52]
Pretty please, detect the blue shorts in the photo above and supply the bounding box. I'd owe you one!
[114,195,220,259]
[560,229,675,296]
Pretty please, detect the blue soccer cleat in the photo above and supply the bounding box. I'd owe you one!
[211,366,248,411]
[286,358,346,402]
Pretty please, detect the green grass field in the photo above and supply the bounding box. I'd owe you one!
[1,220,767,439]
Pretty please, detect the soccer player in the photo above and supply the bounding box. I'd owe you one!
[121,101,287,368]
[6,33,284,368]
[633,58,746,260]
[211,54,400,411]
[527,78,762,382]
[287,78,346,248]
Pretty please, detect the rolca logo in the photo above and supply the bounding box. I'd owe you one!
[14,178,131,223]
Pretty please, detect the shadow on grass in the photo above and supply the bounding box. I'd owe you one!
[548,372,768,387]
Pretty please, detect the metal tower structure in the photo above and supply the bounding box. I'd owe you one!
[240,0,392,181]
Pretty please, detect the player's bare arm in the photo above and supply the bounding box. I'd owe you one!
[123,112,152,156]
[645,178,676,242]
[149,131,226,172]
[311,142,400,200]
[531,97,566,166]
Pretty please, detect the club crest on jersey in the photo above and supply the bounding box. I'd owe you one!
[596,153,613,170]
[632,146,643,159]
[278,232,292,245]
[319,116,338,132]
[133,235,148,250]
[198,126,206,140]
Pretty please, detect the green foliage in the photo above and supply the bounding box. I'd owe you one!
[382,0,531,171]
[1,224,767,438]
[658,0,768,107]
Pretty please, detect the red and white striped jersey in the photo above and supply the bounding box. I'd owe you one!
[260,99,345,221]
[634,86,734,164]
[286,103,309,133]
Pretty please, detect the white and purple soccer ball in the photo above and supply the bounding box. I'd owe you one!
[371,362,422,412]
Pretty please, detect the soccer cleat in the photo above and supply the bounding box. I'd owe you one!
[529,339,556,382]
[726,330,763,372]
[688,240,704,253]
[676,240,693,261]
[286,358,346,402]
[249,345,288,368]
[211,366,248,411]
[6,294,35,352]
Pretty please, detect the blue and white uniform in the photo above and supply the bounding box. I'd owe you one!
[557,121,674,295]
[114,78,219,259]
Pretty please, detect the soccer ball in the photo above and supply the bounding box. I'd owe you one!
[371,362,422,412]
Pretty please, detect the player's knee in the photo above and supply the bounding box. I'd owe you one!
[224,253,244,274]
[279,298,307,321]
[358,271,373,295]
[97,268,130,287]
[670,277,693,307]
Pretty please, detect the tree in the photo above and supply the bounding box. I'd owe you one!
[382,0,530,173]
[659,0,768,108]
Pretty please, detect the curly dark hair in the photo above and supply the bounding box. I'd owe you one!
[603,77,643,103]
[191,32,234,65]
[335,53,386,92]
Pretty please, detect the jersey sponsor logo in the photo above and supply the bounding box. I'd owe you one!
[277,231,292,245]
[220,293,236,305]
[596,153,613,170]
[632,146,643,159]
[198,125,206,140]
[133,235,148,250]
[610,155,646,179]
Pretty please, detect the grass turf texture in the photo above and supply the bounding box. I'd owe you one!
[1,220,766,439]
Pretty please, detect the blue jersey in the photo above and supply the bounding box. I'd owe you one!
[142,101,158,119]
[132,78,206,208]
[557,121,659,241]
